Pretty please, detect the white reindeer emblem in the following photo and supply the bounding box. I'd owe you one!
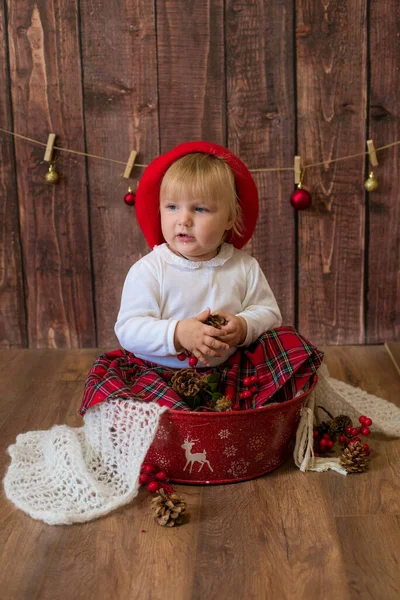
[181,438,214,473]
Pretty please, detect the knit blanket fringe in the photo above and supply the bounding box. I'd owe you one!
[4,363,400,524]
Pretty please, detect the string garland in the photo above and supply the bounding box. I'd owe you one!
[1,125,399,210]
[1,126,399,172]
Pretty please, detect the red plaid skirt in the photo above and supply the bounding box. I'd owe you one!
[79,326,324,416]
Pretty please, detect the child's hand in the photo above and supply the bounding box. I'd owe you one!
[174,308,230,366]
[213,310,247,348]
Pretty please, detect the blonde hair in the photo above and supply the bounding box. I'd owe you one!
[159,153,244,239]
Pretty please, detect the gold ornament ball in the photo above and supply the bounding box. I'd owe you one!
[364,172,379,192]
[45,164,59,184]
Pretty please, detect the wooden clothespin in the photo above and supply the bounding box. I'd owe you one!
[366,140,378,167]
[44,133,56,162]
[294,156,301,184]
[123,150,138,179]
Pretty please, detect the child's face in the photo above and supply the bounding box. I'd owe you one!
[160,194,234,261]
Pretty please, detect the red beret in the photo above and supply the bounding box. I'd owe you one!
[135,141,258,249]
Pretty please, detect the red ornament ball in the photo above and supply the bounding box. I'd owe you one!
[139,473,149,485]
[360,426,370,436]
[250,376,258,384]
[345,426,353,435]
[243,377,252,387]
[188,356,198,367]
[364,418,372,426]
[155,471,168,481]
[290,187,312,210]
[147,481,159,493]
[124,190,136,206]
[177,352,187,361]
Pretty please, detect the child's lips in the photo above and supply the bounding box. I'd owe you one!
[177,234,195,241]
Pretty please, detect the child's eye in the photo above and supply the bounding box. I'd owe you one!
[166,204,177,210]
[195,207,208,213]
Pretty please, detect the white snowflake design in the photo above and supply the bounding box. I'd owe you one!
[223,445,238,458]
[264,456,282,469]
[269,412,286,432]
[154,455,171,469]
[156,425,171,442]
[227,458,250,478]
[249,434,267,452]
[218,429,232,439]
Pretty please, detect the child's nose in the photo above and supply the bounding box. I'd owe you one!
[179,210,192,226]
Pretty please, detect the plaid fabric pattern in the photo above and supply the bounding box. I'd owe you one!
[79,326,324,415]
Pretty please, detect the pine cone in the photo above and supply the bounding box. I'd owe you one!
[171,368,204,398]
[151,488,187,527]
[329,415,352,438]
[340,441,369,473]
[204,314,228,329]
[211,395,232,412]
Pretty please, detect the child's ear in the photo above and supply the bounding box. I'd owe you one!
[226,218,234,231]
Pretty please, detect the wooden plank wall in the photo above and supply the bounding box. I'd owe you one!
[0,0,399,349]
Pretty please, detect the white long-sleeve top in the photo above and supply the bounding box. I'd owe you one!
[115,243,282,368]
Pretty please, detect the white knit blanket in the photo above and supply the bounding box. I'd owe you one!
[4,363,400,524]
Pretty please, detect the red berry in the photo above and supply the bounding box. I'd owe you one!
[155,471,168,481]
[319,439,327,447]
[250,385,258,394]
[313,430,319,439]
[326,440,334,449]
[364,418,372,426]
[239,390,252,399]
[338,435,347,444]
[351,427,360,437]
[147,481,159,493]
[177,352,187,361]
[250,376,258,384]
[142,463,156,474]
[189,356,198,367]
[345,426,353,435]
[351,436,361,442]
[362,443,370,452]
[139,473,149,485]
[359,415,367,424]
[323,433,331,440]
[360,426,370,436]
[243,377,252,386]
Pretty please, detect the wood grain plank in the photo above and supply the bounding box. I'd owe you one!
[385,342,400,377]
[336,516,400,599]
[79,0,159,347]
[367,1,400,343]
[157,0,225,149]
[7,2,95,348]
[34,487,202,600]
[226,0,296,325]
[0,3,27,348]
[296,1,367,344]
[193,472,351,598]
[319,345,400,517]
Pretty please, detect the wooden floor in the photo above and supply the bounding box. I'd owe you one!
[1,344,400,600]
